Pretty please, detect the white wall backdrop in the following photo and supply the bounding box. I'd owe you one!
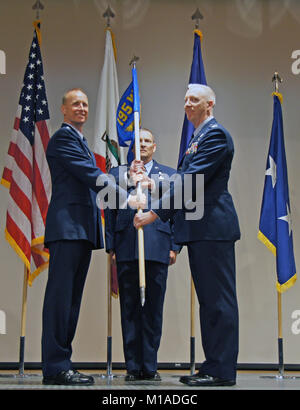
[1,0,300,367]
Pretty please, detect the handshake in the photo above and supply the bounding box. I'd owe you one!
[128,159,159,229]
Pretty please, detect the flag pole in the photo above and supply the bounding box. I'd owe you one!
[277,290,284,377]
[272,72,285,380]
[106,253,113,378]
[260,72,299,381]
[130,56,146,306]
[273,72,285,380]
[96,6,118,380]
[104,6,115,380]
[17,0,45,379]
[18,265,29,377]
[188,8,204,376]
[32,0,44,19]
[0,266,32,379]
[190,279,196,375]
[0,2,47,380]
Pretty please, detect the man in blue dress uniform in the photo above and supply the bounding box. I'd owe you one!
[105,129,181,381]
[134,85,240,387]
[42,88,137,386]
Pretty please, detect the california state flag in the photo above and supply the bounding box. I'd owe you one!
[93,27,124,172]
[93,27,122,298]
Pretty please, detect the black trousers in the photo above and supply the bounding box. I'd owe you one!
[188,240,239,380]
[41,240,92,377]
[117,260,168,376]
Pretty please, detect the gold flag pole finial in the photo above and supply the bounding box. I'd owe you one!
[192,7,203,29]
[32,1,44,46]
[272,72,283,93]
[103,6,117,60]
[103,5,115,27]
[129,55,140,67]
[32,0,44,19]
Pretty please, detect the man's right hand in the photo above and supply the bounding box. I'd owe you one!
[109,250,116,265]
[129,159,145,176]
[128,192,147,210]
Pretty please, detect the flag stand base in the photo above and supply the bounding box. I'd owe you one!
[260,338,300,380]
[0,335,40,378]
[260,373,300,380]
[93,337,123,379]
[94,373,123,379]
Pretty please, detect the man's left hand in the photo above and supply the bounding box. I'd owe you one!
[169,250,177,266]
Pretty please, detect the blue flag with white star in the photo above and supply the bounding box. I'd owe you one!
[177,29,207,168]
[258,92,296,292]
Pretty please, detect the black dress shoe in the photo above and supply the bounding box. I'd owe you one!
[179,371,204,384]
[181,374,235,387]
[43,370,94,386]
[125,373,141,381]
[142,372,161,381]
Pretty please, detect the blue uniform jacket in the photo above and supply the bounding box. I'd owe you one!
[44,123,104,249]
[105,160,181,264]
[156,118,240,244]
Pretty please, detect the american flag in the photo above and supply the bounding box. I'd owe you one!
[1,21,51,286]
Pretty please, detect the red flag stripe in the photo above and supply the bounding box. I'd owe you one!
[9,178,32,221]
[12,143,33,183]
[36,120,50,152]
[7,141,17,157]
[6,212,31,261]
[32,156,49,223]
[14,117,20,131]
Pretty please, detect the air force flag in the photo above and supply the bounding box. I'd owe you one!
[258,92,296,292]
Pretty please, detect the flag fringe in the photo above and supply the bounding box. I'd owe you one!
[272,92,283,104]
[5,228,48,286]
[194,29,203,40]
[0,178,10,189]
[258,230,297,293]
[32,246,49,259]
[276,274,297,293]
[5,228,31,271]
[33,20,42,46]
[257,230,276,255]
[28,261,49,286]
